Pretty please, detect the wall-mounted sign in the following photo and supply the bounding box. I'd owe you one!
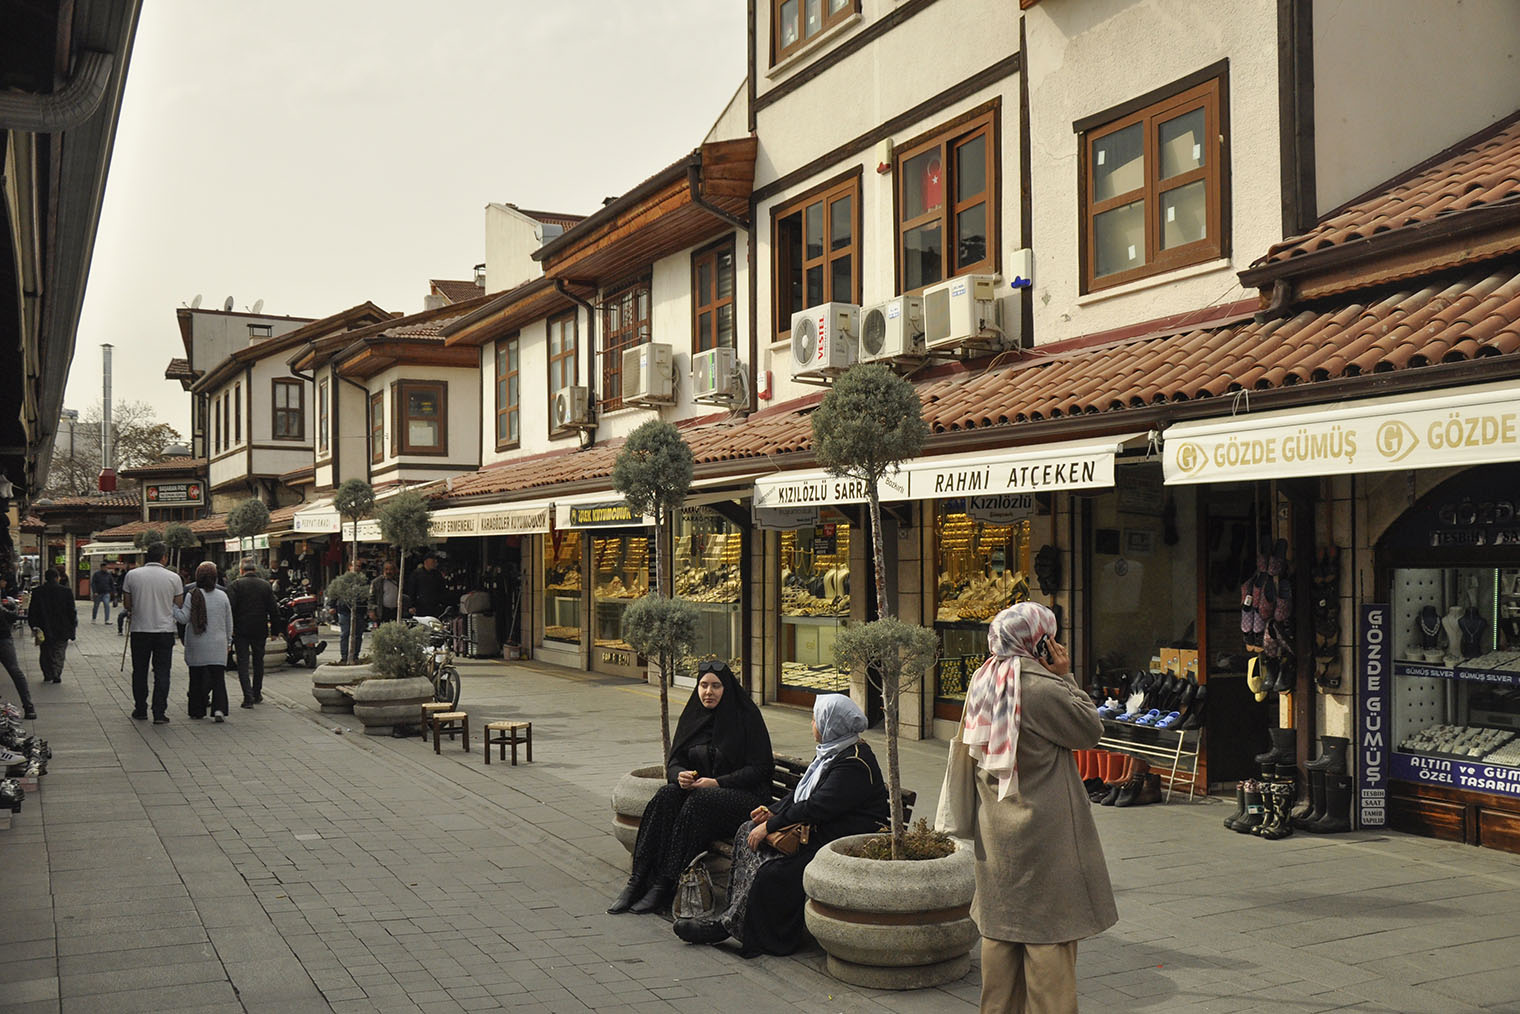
[427,505,552,538]
[560,500,652,529]
[224,534,270,552]
[754,506,821,530]
[1358,603,1389,829]
[145,482,204,508]
[341,520,384,542]
[961,494,1034,525]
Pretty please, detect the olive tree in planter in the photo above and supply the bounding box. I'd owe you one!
[350,620,433,734]
[132,528,164,552]
[333,478,374,570]
[226,498,270,561]
[313,570,373,711]
[377,489,430,615]
[163,523,196,570]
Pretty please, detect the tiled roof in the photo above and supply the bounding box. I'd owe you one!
[118,456,205,479]
[164,358,195,380]
[94,514,228,540]
[430,279,486,303]
[1253,113,1520,273]
[508,206,585,232]
[32,494,140,512]
[18,515,45,533]
[265,503,303,528]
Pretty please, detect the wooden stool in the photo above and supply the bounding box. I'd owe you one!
[431,711,469,754]
[484,720,532,766]
[420,701,452,732]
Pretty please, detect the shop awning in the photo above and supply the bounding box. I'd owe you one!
[428,501,553,538]
[293,499,340,533]
[1162,381,1520,485]
[554,490,654,530]
[752,433,1148,511]
[79,543,139,557]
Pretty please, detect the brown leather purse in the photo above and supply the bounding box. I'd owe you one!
[763,822,811,855]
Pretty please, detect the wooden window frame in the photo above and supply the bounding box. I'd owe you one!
[271,378,304,441]
[771,0,859,65]
[494,335,521,452]
[600,280,651,413]
[692,237,737,354]
[771,169,861,344]
[369,392,384,464]
[233,382,243,445]
[893,105,999,296]
[1078,73,1228,293]
[393,380,448,456]
[213,395,223,453]
[546,310,579,437]
[317,378,330,455]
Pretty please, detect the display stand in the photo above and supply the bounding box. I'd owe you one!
[1098,721,1203,802]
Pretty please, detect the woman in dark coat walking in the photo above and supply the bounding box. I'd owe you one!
[609,660,773,915]
[674,693,889,957]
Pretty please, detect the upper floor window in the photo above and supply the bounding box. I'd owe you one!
[272,378,304,440]
[369,392,384,464]
[1079,73,1225,292]
[494,336,520,451]
[773,172,859,343]
[773,0,857,63]
[896,107,997,293]
[317,379,330,455]
[547,311,578,435]
[395,380,446,455]
[692,238,736,353]
[213,396,223,453]
[601,282,651,412]
[233,382,243,444]
[248,323,272,339]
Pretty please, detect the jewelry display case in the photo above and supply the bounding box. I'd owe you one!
[543,535,582,644]
[673,508,742,680]
[592,534,649,674]
[779,523,852,698]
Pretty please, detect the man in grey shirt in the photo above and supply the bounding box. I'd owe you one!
[122,542,184,724]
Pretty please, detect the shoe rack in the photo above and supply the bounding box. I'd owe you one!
[1096,724,1202,802]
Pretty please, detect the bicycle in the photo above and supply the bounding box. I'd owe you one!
[406,612,462,709]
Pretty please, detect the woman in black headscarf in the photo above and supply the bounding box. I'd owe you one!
[609,660,773,915]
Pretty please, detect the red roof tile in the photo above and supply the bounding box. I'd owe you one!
[429,279,486,304]
[164,357,195,381]
[32,494,140,512]
[94,514,228,541]
[18,515,45,533]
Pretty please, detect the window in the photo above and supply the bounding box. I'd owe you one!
[601,282,650,412]
[547,311,578,434]
[773,173,859,342]
[213,396,222,453]
[369,392,384,464]
[896,108,997,293]
[233,382,242,444]
[395,380,446,454]
[272,378,304,440]
[1080,75,1225,291]
[773,0,857,63]
[317,379,330,455]
[248,323,272,339]
[494,336,520,450]
[692,238,736,353]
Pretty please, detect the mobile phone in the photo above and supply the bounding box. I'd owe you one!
[1035,635,1053,664]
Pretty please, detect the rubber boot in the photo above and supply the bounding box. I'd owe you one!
[1232,781,1264,834]
[1103,751,1127,783]
[1305,736,1350,775]
[1249,779,1279,836]
[1254,727,1297,771]
[1258,781,1295,839]
[1222,782,1247,829]
[1100,756,1133,806]
[1292,768,1326,829]
[1305,775,1353,833]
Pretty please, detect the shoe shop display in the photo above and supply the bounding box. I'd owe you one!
[1292,768,1327,830]
[1253,780,1295,840]
[1232,781,1264,834]
[1222,783,1247,829]
[1254,727,1297,772]
[0,778,23,813]
[1304,735,1349,773]
[1304,775,1353,833]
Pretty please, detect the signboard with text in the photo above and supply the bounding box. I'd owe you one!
[1358,603,1389,828]
[145,481,204,508]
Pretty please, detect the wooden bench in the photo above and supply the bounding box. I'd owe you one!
[483,721,532,765]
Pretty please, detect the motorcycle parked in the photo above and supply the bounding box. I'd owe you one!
[278,588,327,668]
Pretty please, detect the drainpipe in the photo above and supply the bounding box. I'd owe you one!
[687,163,749,232]
[553,279,598,452]
[0,50,115,132]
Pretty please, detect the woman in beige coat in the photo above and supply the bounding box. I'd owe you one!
[937,602,1117,1014]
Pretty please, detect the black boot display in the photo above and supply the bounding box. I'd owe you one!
[1222,782,1247,829]
[1254,727,1297,771]
[1305,774,1353,833]
[1292,768,1326,830]
[1232,781,1264,834]
[1255,781,1294,840]
[1304,735,1349,774]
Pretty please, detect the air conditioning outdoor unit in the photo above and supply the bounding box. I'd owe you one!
[790,302,859,381]
[553,385,591,429]
[922,273,1001,353]
[691,346,740,401]
[860,296,926,363]
[621,342,674,405]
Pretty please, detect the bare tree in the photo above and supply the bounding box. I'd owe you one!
[45,400,184,496]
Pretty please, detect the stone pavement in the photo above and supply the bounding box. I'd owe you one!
[1,610,1519,1013]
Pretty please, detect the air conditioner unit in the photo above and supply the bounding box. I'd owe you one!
[691,346,740,401]
[790,302,859,381]
[922,273,1001,353]
[553,385,591,429]
[621,342,674,405]
[859,296,926,363]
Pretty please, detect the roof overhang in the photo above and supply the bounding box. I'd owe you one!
[334,339,481,380]
[190,302,393,393]
[440,277,575,348]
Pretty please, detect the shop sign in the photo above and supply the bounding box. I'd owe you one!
[962,494,1034,524]
[1392,659,1520,687]
[564,501,644,528]
[478,507,550,535]
[224,534,270,551]
[754,506,821,530]
[812,524,839,555]
[600,648,635,668]
[145,482,204,507]
[1164,385,1520,484]
[294,509,340,533]
[341,520,384,542]
[1387,754,1520,800]
[1358,603,1389,828]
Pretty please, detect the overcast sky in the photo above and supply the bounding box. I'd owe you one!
[65,0,747,439]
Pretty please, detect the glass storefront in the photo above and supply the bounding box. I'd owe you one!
[543,533,582,644]
[673,507,742,681]
[779,521,852,700]
[592,532,649,673]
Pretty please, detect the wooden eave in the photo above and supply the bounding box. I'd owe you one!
[441,278,573,348]
[334,340,480,380]
[191,302,394,393]
[533,138,756,286]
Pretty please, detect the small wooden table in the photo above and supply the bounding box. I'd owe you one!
[484,720,532,766]
[430,711,469,754]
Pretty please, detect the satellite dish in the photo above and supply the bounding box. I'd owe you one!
[251,298,264,314]
[190,294,202,309]
[223,296,235,312]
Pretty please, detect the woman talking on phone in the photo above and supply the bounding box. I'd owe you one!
[936,602,1116,1014]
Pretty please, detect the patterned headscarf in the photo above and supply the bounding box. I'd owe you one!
[960,602,1058,801]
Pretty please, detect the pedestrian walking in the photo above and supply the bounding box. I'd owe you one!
[172,562,234,722]
[89,564,113,623]
[333,559,367,663]
[28,568,76,684]
[226,558,280,708]
[113,565,129,634]
[121,542,184,724]
[936,603,1117,1014]
[0,578,37,720]
[406,553,446,618]
[369,561,404,625]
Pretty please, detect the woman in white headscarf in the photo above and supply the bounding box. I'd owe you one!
[937,602,1116,1014]
[674,693,889,957]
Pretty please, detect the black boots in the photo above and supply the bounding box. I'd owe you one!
[607,876,644,914]
[1252,779,1295,839]
[1254,727,1297,771]
[1305,735,1349,774]
[1223,782,1247,829]
[1232,781,1264,834]
[628,877,674,914]
[1292,768,1326,830]
[673,917,730,944]
[1303,774,1353,833]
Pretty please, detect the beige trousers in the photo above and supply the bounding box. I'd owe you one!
[979,938,1079,1014]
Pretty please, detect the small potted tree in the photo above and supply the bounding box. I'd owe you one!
[333,478,374,570]
[799,364,976,989]
[377,489,430,613]
[313,569,372,711]
[226,498,269,561]
[606,420,696,852]
[162,523,196,570]
[132,528,165,553]
[350,620,433,734]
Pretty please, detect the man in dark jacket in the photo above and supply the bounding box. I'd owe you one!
[226,558,280,708]
[29,568,76,684]
[407,554,447,618]
[89,564,114,623]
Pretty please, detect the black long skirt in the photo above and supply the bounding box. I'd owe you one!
[632,783,762,884]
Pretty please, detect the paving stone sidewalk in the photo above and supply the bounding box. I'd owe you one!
[2,610,1519,1013]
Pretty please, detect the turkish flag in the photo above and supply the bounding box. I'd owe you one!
[921,154,943,212]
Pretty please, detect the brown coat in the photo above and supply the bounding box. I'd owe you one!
[936,660,1118,944]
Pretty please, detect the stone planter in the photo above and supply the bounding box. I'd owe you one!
[350,676,433,735]
[610,765,666,856]
[312,662,375,714]
[803,834,978,990]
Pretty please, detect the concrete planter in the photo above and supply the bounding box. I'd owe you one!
[351,676,433,735]
[803,834,978,990]
[610,765,666,856]
[312,662,375,714]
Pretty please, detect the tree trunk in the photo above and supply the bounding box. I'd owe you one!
[884,672,905,859]
[396,550,407,624]
[654,507,672,758]
[867,490,890,621]
[658,649,672,761]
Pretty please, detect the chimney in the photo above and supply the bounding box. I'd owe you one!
[98,343,117,492]
[473,262,487,288]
